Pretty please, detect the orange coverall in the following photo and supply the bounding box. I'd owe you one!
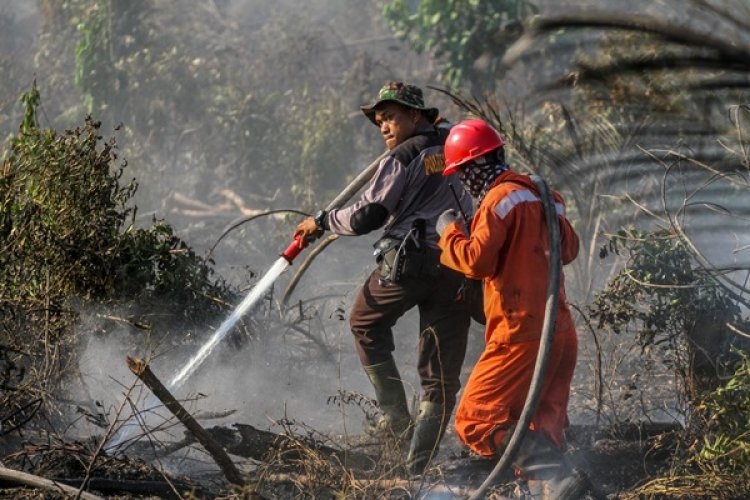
[438,170,580,457]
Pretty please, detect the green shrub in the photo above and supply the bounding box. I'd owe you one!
[693,349,750,480]
[1,84,135,302]
[0,83,237,433]
[591,228,738,347]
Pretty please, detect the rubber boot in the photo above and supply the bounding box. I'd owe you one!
[510,430,565,479]
[406,401,447,475]
[362,357,412,437]
[541,467,592,500]
[509,431,590,500]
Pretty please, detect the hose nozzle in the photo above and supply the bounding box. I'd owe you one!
[281,236,307,264]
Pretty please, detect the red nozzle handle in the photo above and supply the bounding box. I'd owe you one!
[281,235,307,263]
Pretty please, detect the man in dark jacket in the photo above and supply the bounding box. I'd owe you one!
[295,82,473,474]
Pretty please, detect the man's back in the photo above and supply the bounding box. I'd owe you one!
[382,128,473,247]
[458,170,579,344]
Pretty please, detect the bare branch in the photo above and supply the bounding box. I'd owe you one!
[126,356,250,489]
[726,322,750,340]
[0,466,104,500]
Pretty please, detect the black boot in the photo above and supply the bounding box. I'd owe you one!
[406,401,448,475]
[541,467,592,500]
[362,357,412,437]
[511,430,565,479]
[506,430,591,500]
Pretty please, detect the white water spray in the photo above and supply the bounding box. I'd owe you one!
[107,257,290,449]
[167,257,289,391]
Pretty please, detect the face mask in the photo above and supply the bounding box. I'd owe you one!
[459,161,509,202]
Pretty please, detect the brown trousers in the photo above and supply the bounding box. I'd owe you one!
[349,265,471,408]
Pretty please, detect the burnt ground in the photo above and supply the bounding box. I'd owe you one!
[413,422,678,499]
[0,421,679,499]
[0,322,684,498]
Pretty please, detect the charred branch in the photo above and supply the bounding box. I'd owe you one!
[126,356,249,489]
[149,422,374,472]
[52,477,205,499]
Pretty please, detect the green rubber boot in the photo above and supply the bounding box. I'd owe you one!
[406,401,448,475]
[362,357,412,437]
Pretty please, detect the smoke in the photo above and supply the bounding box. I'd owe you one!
[8,3,749,484]
[71,244,490,453]
[68,257,392,438]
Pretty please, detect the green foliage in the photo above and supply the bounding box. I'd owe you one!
[19,81,41,133]
[74,0,114,113]
[384,0,536,88]
[114,220,229,317]
[588,228,749,494]
[589,226,746,426]
[1,87,231,313]
[693,349,750,481]
[0,86,236,430]
[590,228,738,348]
[1,117,134,302]
[44,0,382,211]
[293,94,358,211]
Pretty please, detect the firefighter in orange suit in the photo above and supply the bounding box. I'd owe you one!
[435,119,587,497]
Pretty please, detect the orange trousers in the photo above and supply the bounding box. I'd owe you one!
[454,327,577,457]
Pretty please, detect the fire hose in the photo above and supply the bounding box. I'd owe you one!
[468,175,561,500]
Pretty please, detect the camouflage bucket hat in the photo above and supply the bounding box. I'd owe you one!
[361,81,440,125]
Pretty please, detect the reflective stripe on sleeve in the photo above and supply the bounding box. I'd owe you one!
[494,189,565,219]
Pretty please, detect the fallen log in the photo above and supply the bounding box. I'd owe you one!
[565,422,683,443]
[152,423,375,470]
[126,357,251,490]
[125,421,375,473]
[263,472,411,491]
[0,466,104,500]
[208,423,375,471]
[52,477,204,499]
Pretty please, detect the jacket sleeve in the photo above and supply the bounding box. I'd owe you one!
[438,198,508,279]
[326,155,408,235]
[553,191,579,265]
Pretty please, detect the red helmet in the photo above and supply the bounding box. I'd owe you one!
[443,119,505,176]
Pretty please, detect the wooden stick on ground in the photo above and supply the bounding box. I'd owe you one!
[0,466,104,500]
[126,356,248,488]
